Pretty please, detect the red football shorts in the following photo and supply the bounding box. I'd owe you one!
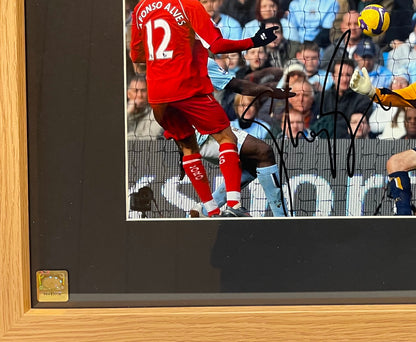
[151,94,230,141]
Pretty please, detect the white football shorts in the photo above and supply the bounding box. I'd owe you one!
[199,126,248,165]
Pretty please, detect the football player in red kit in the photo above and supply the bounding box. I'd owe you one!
[130,0,278,217]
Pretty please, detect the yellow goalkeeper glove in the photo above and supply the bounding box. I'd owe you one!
[349,67,376,97]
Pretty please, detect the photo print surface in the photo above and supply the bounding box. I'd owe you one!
[124,0,416,220]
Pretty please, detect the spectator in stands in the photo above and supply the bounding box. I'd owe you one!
[263,18,290,69]
[310,58,373,138]
[227,52,246,76]
[401,107,416,139]
[382,0,414,49]
[237,46,270,78]
[125,0,140,51]
[125,0,141,79]
[242,0,285,39]
[329,0,353,44]
[276,61,307,88]
[280,64,308,87]
[262,65,308,125]
[220,0,256,27]
[285,79,319,129]
[286,0,339,51]
[277,108,312,139]
[126,75,164,140]
[377,109,407,140]
[405,41,416,84]
[286,41,334,92]
[349,112,371,139]
[369,73,409,139]
[387,19,416,76]
[321,10,383,70]
[200,0,242,40]
[272,78,319,129]
[352,39,392,89]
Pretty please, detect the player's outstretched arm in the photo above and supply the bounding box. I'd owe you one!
[349,67,375,97]
[251,25,280,48]
[226,78,295,99]
[209,26,279,54]
[350,68,416,108]
[226,78,272,97]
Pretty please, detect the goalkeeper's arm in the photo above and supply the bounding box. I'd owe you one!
[350,68,416,108]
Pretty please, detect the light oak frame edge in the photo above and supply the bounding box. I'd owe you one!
[2,1,416,341]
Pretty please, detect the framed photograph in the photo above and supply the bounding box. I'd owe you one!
[3,1,416,340]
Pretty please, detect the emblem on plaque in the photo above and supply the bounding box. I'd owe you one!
[36,270,69,302]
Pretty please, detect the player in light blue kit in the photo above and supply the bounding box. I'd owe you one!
[190,56,295,217]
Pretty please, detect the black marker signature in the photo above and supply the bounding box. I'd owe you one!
[241,29,388,217]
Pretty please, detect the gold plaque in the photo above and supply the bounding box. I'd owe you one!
[36,270,69,302]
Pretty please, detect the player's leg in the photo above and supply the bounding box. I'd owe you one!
[239,134,287,217]
[386,148,416,215]
[175,95,248,216]
[191,133,254,217]
[177,135,222,217]
[152,102,220,217]
[196,128,286,217]
[211,126,250,216]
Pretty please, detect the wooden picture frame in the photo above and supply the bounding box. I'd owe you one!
[2,1,416,340]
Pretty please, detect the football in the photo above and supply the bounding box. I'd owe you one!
[358,4,390,37]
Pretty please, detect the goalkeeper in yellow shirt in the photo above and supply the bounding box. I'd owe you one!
[350,67,415,215]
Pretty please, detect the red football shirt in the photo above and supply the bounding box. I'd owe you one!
[130,0,253,103]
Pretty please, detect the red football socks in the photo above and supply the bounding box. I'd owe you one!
[182,153,220,216]
[219,143,242,208]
